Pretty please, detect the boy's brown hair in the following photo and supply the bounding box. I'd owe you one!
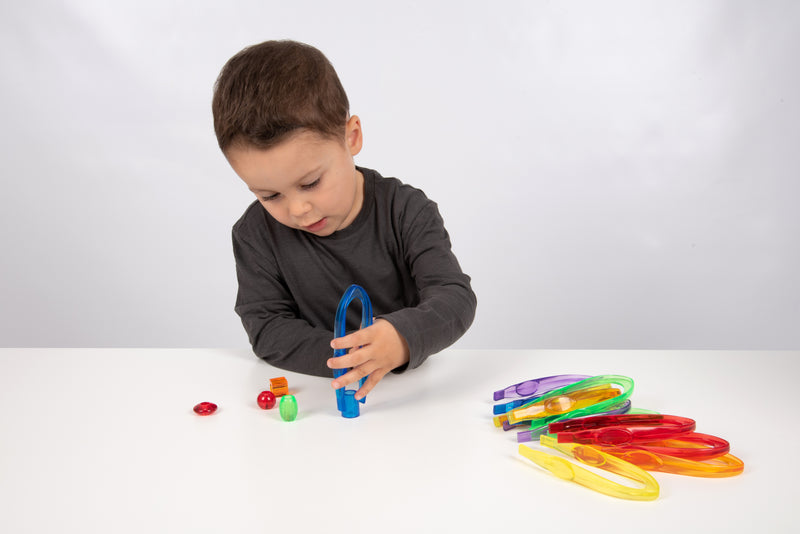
[212,40,350,152]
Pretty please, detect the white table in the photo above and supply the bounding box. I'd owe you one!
[1,349,797,532]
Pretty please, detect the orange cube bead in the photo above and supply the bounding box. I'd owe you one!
[270,376,289,396]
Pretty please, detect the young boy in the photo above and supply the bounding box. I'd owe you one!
[212,40,476,400]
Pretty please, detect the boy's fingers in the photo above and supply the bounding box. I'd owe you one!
[355,368,389,399]
[326,345,367,370]
[330,361,377,390]
[330,333,355,350]
[330,325,375,350]
[327,354,348,369]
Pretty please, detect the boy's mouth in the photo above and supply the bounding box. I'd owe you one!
[303,218,327,233]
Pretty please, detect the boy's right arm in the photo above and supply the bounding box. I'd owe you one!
[232,226,334,377]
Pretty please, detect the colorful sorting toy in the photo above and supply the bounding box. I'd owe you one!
[594,442,744,478]
[493,375,591,415]
[494,373,743,500]
[494,374,590,402]
[551,414,696,446]
[332,284,373,418]
[609,432,731,461]
[269,377,289,397]
[499,375,635,429]
[257,390,277,410]
[522,376,635,437]
[505,385,621,424]
[280,394,298,422]
[520,435,660,501]
[516,400,635,442]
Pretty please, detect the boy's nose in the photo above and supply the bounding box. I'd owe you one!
[288,197,311,217]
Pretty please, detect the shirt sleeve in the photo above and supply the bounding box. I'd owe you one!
[232,219,335,377]
[378,198,477,372]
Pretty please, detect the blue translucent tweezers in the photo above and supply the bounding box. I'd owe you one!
[333,284,373,418]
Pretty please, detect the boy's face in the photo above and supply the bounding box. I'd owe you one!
[226,116,364,236]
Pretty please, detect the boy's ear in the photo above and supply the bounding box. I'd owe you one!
[345,115,363,156]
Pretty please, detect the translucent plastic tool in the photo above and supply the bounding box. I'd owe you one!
[520,435,659,501]
[493,374,591,401]
[595,444,744,477]
[515,375,635,434]
[620,433,731,461]
[332,284,373,418]
[502,418,534,431]
[550,414,696,446]
[516,400,633,442]
[506,375,634,425]
[494,385,618,427]
[493,375,592,415]
[519,406,661,442]
[506,377,624,425]
[504,385,621,425]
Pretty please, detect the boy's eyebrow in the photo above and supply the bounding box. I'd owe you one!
[249,166,322,193]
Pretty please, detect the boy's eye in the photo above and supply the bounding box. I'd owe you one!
[301,177,321,190]
[258,177,319,202]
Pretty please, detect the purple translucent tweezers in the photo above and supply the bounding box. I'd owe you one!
[493,374,591,402]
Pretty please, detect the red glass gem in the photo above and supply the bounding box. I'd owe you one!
[257,390,277,410]
[193,402,218,416]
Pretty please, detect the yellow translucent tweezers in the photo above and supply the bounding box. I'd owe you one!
[504,385,621,425]
[519,435,659,501]
[596,443,744,478]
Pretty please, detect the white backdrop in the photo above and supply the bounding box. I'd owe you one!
[1,0,798,349]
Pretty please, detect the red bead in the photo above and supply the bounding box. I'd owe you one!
[193,402,218,416]
[257,390,277,409]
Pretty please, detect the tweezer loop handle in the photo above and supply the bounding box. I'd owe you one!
[520,437,659,501]
[333,284,373,410]
[552,414,696,446]
[506,375,634,425]
[597,445,744,477]
[620,432,730,461]
[493,374,591,401]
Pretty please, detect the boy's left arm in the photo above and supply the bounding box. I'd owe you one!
[327,197,477,397]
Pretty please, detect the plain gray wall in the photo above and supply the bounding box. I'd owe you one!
[1,0,798,349]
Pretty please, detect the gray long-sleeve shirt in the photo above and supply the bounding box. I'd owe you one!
[232,166,476,377]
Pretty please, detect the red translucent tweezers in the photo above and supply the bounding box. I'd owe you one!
[549,414,696,446]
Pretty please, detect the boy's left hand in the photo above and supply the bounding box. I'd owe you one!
[328,318,410,400]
